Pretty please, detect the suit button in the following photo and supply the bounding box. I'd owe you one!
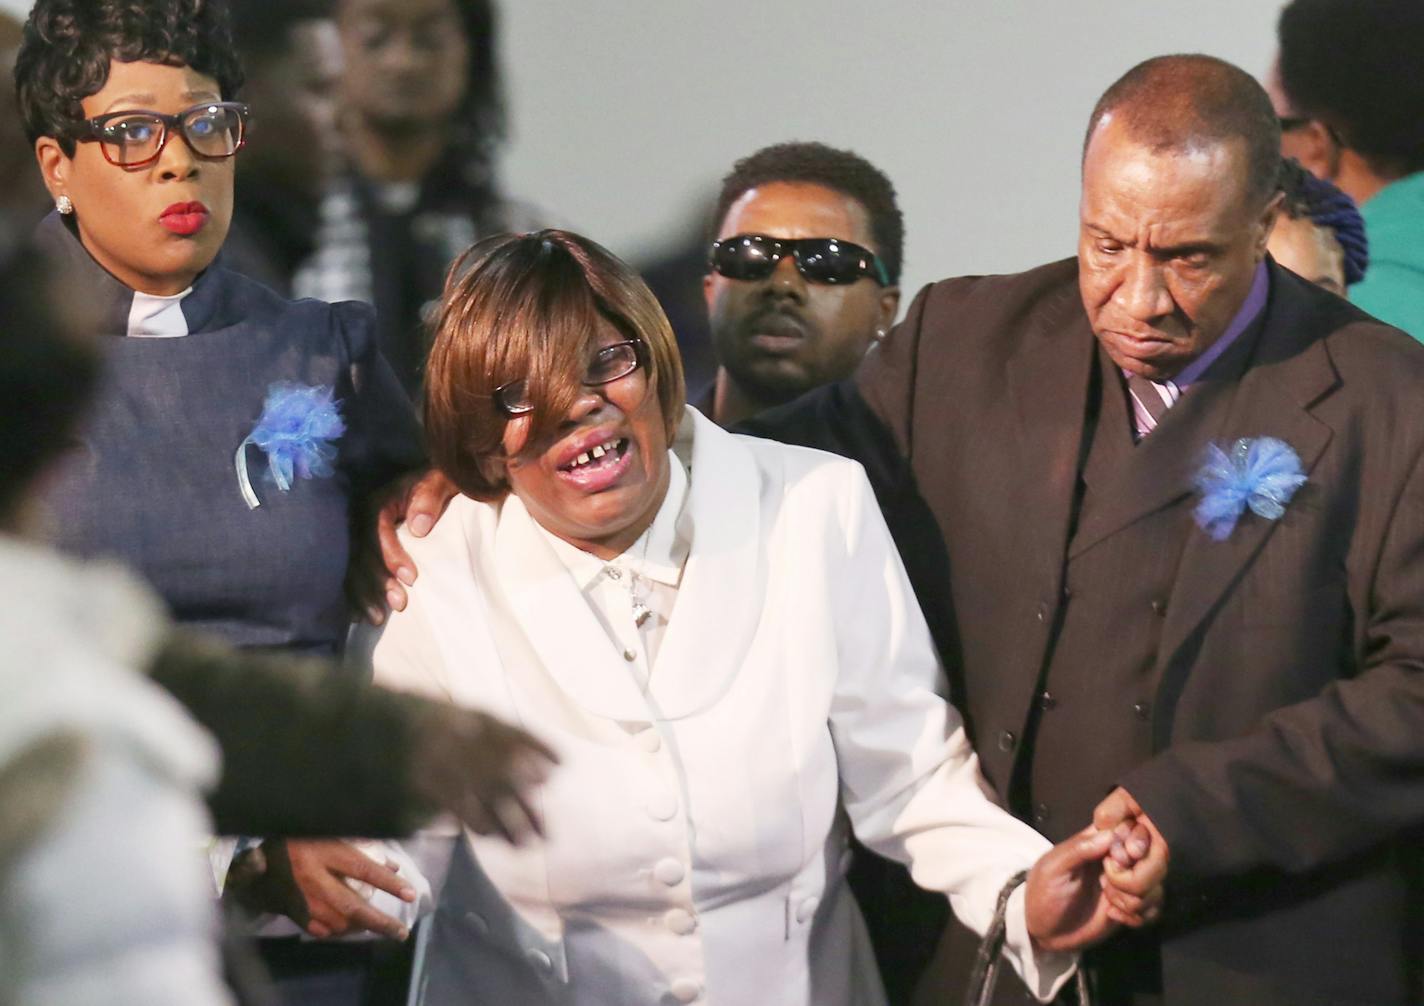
[654,858,686,886]
[526,948,553,974]
[1034,803,1051,826]
[1037,691,1057,711]
[669,978,702,1002]
[638,728,662,753]
[1133,701,1151,720]
[795,896,820,923]
[664,908,697,935]
[464,911,489,935]
[646,793,679,821]
[997,730,1016,752]
[623,648,638,662]
[1151,599,1167,616]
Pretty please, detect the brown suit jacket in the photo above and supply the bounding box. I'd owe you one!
[747,257,1424,1005]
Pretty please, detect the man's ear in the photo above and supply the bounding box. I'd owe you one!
[1256,191,1286,260]
[34,137,71,202]
[1287,120,1342,182]
[876,286,901,335]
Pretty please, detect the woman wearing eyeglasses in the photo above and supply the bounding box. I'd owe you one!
[368,229,1164,1006]
[14,1,434,1001]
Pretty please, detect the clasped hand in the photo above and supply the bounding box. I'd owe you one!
[1024,786,1169,954]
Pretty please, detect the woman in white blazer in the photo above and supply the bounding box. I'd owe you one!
[369,230,1160,1005]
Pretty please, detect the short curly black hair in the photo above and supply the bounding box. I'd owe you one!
[1278,0,1424,177]
[14,0,245,154]
[711,141,904,286]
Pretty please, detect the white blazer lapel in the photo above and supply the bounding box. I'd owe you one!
[648,409,766,719]
[491,493,655,721]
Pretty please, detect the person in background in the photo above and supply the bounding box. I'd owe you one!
[12,0,447,999]
[699,141,902,428]
[1275,0,1424,339]
[1267,157,1368,295]
[295,0,544,399]
[222,0,344,295]
[0,11,50,258]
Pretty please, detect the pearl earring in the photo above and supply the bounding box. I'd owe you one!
[873,328,887,342]
[56,195,74,215]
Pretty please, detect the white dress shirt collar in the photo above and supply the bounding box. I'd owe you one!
[126,287,193,338]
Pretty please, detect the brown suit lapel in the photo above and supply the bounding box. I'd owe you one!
[1156,293,1339,671]
[1004,282,1096,595]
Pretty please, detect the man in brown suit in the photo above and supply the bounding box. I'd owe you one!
[747,54,1424,1004]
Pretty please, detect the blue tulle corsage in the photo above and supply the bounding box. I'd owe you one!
[234,382,345,509]
[1192,437,1306,541]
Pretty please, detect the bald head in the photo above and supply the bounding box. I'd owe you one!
[1085,54,1283,210]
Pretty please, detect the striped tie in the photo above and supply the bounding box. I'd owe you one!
[1126,374,1180,440]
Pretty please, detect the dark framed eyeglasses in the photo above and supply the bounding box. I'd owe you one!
[494,339,645,417]
[75,102,249,168]
[709,234,891,286]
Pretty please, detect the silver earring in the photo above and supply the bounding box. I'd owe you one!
[873,328,887,342]
[55,195,74,215]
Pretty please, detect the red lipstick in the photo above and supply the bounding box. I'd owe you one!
[159,201,210,236]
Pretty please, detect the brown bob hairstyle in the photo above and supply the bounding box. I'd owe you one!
[425,229,686,502]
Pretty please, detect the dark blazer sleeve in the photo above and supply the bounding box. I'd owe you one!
[332,300,426,497]
[1123,442,1424,879]
[148,631,435,837]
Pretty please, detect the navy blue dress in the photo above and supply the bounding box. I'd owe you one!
[39,214,424,658]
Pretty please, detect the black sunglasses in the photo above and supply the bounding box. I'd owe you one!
[709,234,891,286]
[76,102,249,168]
[494,339,645,417]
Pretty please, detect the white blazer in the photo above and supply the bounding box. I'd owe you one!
[372,409,1071,1005]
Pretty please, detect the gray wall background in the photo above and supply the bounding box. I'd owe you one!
[499,2,1281,304]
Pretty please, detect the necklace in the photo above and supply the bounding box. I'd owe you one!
[605,526,655,628]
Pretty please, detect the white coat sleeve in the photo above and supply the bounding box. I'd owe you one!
[825,463,1075,1002]
[5,736,233,1006]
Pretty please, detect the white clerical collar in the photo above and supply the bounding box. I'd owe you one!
[538,452,691,591]
[127,286,193,338]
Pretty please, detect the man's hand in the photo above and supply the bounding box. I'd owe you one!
[409,703,558,843]
[226,838,416,940]
[1094,786,1170,925]
[355,469,460,623]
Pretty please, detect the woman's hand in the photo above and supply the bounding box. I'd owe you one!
[225,838,416,941]
[348,469,460,624]
[1022,817,1164,953]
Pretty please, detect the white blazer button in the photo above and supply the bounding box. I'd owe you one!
[664,908,697,935]
[653,858,685,886]
[623,648,638,662]
[639,729,662,753]
[646,793,678,821]
[669,977,702,1002]
[795,896,820,923]
[463,911,489,935]
[526,948,553,974]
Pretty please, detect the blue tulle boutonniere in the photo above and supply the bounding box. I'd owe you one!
[1193,437,1306,541]
[234,382,345,509]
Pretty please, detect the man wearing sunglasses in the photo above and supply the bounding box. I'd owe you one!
[699,141,902,428]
